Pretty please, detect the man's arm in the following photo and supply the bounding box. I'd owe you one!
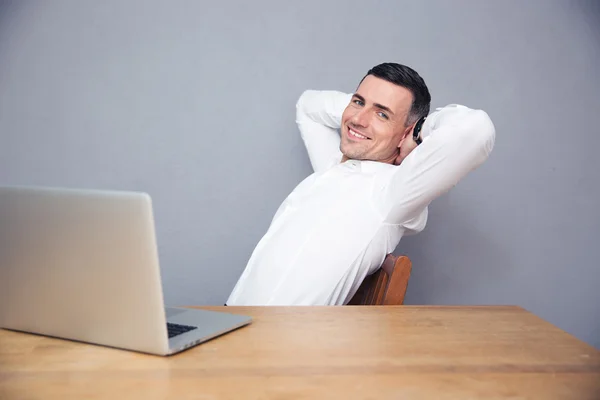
[295,90,352,172]
[378,104,496,225]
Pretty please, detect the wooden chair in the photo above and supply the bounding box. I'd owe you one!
[347,254,412,305]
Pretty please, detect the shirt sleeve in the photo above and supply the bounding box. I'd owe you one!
[295,90,352,173]
[377,104,496,225]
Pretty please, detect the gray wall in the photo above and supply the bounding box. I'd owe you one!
[1,1,598,348]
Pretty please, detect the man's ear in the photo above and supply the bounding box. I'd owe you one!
[398,122,416,148]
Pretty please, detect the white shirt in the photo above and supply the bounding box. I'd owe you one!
[226,90,495,306]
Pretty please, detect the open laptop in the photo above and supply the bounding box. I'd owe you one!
[0,185,251,356]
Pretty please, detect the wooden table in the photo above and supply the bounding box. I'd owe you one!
[1,306,599,399]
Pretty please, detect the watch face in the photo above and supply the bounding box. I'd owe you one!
[413,117,425,145]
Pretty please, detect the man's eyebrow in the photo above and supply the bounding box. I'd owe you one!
[352,93,365,102]
[352,93,395,116]
[373,102,394,116]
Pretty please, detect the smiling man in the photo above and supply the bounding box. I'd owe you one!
[226,62,495,306]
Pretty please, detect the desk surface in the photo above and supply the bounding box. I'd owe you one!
[1,306,599,399]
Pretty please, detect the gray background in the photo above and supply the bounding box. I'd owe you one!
[0,0,598,348]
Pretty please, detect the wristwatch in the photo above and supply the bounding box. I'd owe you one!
[413,117,425,145]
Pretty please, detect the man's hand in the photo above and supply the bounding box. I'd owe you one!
[393,121,421,165]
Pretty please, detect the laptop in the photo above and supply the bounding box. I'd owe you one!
[0,185,251,356]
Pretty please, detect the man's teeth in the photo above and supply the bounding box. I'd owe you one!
[350,129,368,139]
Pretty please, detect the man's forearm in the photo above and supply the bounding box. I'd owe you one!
[380,104,496,224]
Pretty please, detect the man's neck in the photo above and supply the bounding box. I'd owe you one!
[341,153,397,165]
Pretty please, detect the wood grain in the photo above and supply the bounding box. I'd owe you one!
[1,306,599,399]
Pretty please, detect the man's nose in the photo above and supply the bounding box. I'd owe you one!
[351,108,369,127]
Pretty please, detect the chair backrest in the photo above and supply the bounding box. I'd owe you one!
[347,254,412,306]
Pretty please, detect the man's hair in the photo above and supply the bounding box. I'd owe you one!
[361,63,431,126]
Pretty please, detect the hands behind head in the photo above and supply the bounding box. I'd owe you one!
[393,118,424,165]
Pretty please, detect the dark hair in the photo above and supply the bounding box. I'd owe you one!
[360,62,431,126]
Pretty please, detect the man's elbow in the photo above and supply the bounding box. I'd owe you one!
[295,90,318,118]
[459,108,496,156]
[472,109,496,154]
[433,104,495,152]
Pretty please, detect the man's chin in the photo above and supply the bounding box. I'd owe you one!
[340,144,364,160]
[341,146,398,165]
[340,149,362,161]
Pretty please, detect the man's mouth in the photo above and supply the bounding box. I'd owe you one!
[347,127,371,141]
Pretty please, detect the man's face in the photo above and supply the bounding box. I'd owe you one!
[340,75,415,164]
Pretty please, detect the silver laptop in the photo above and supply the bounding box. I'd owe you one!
[0,185,251,356]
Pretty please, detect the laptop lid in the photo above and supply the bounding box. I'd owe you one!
[0,186,170,355]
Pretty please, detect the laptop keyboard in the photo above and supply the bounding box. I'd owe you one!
[167,322,198,339]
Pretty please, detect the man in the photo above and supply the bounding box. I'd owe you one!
[226,62,495,306]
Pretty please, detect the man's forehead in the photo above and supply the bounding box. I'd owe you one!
[356,75,413,111]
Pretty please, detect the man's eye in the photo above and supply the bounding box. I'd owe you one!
[378,111,388,120]
[353,99,364,106]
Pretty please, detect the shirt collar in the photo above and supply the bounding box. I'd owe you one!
[339,159,395,173]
